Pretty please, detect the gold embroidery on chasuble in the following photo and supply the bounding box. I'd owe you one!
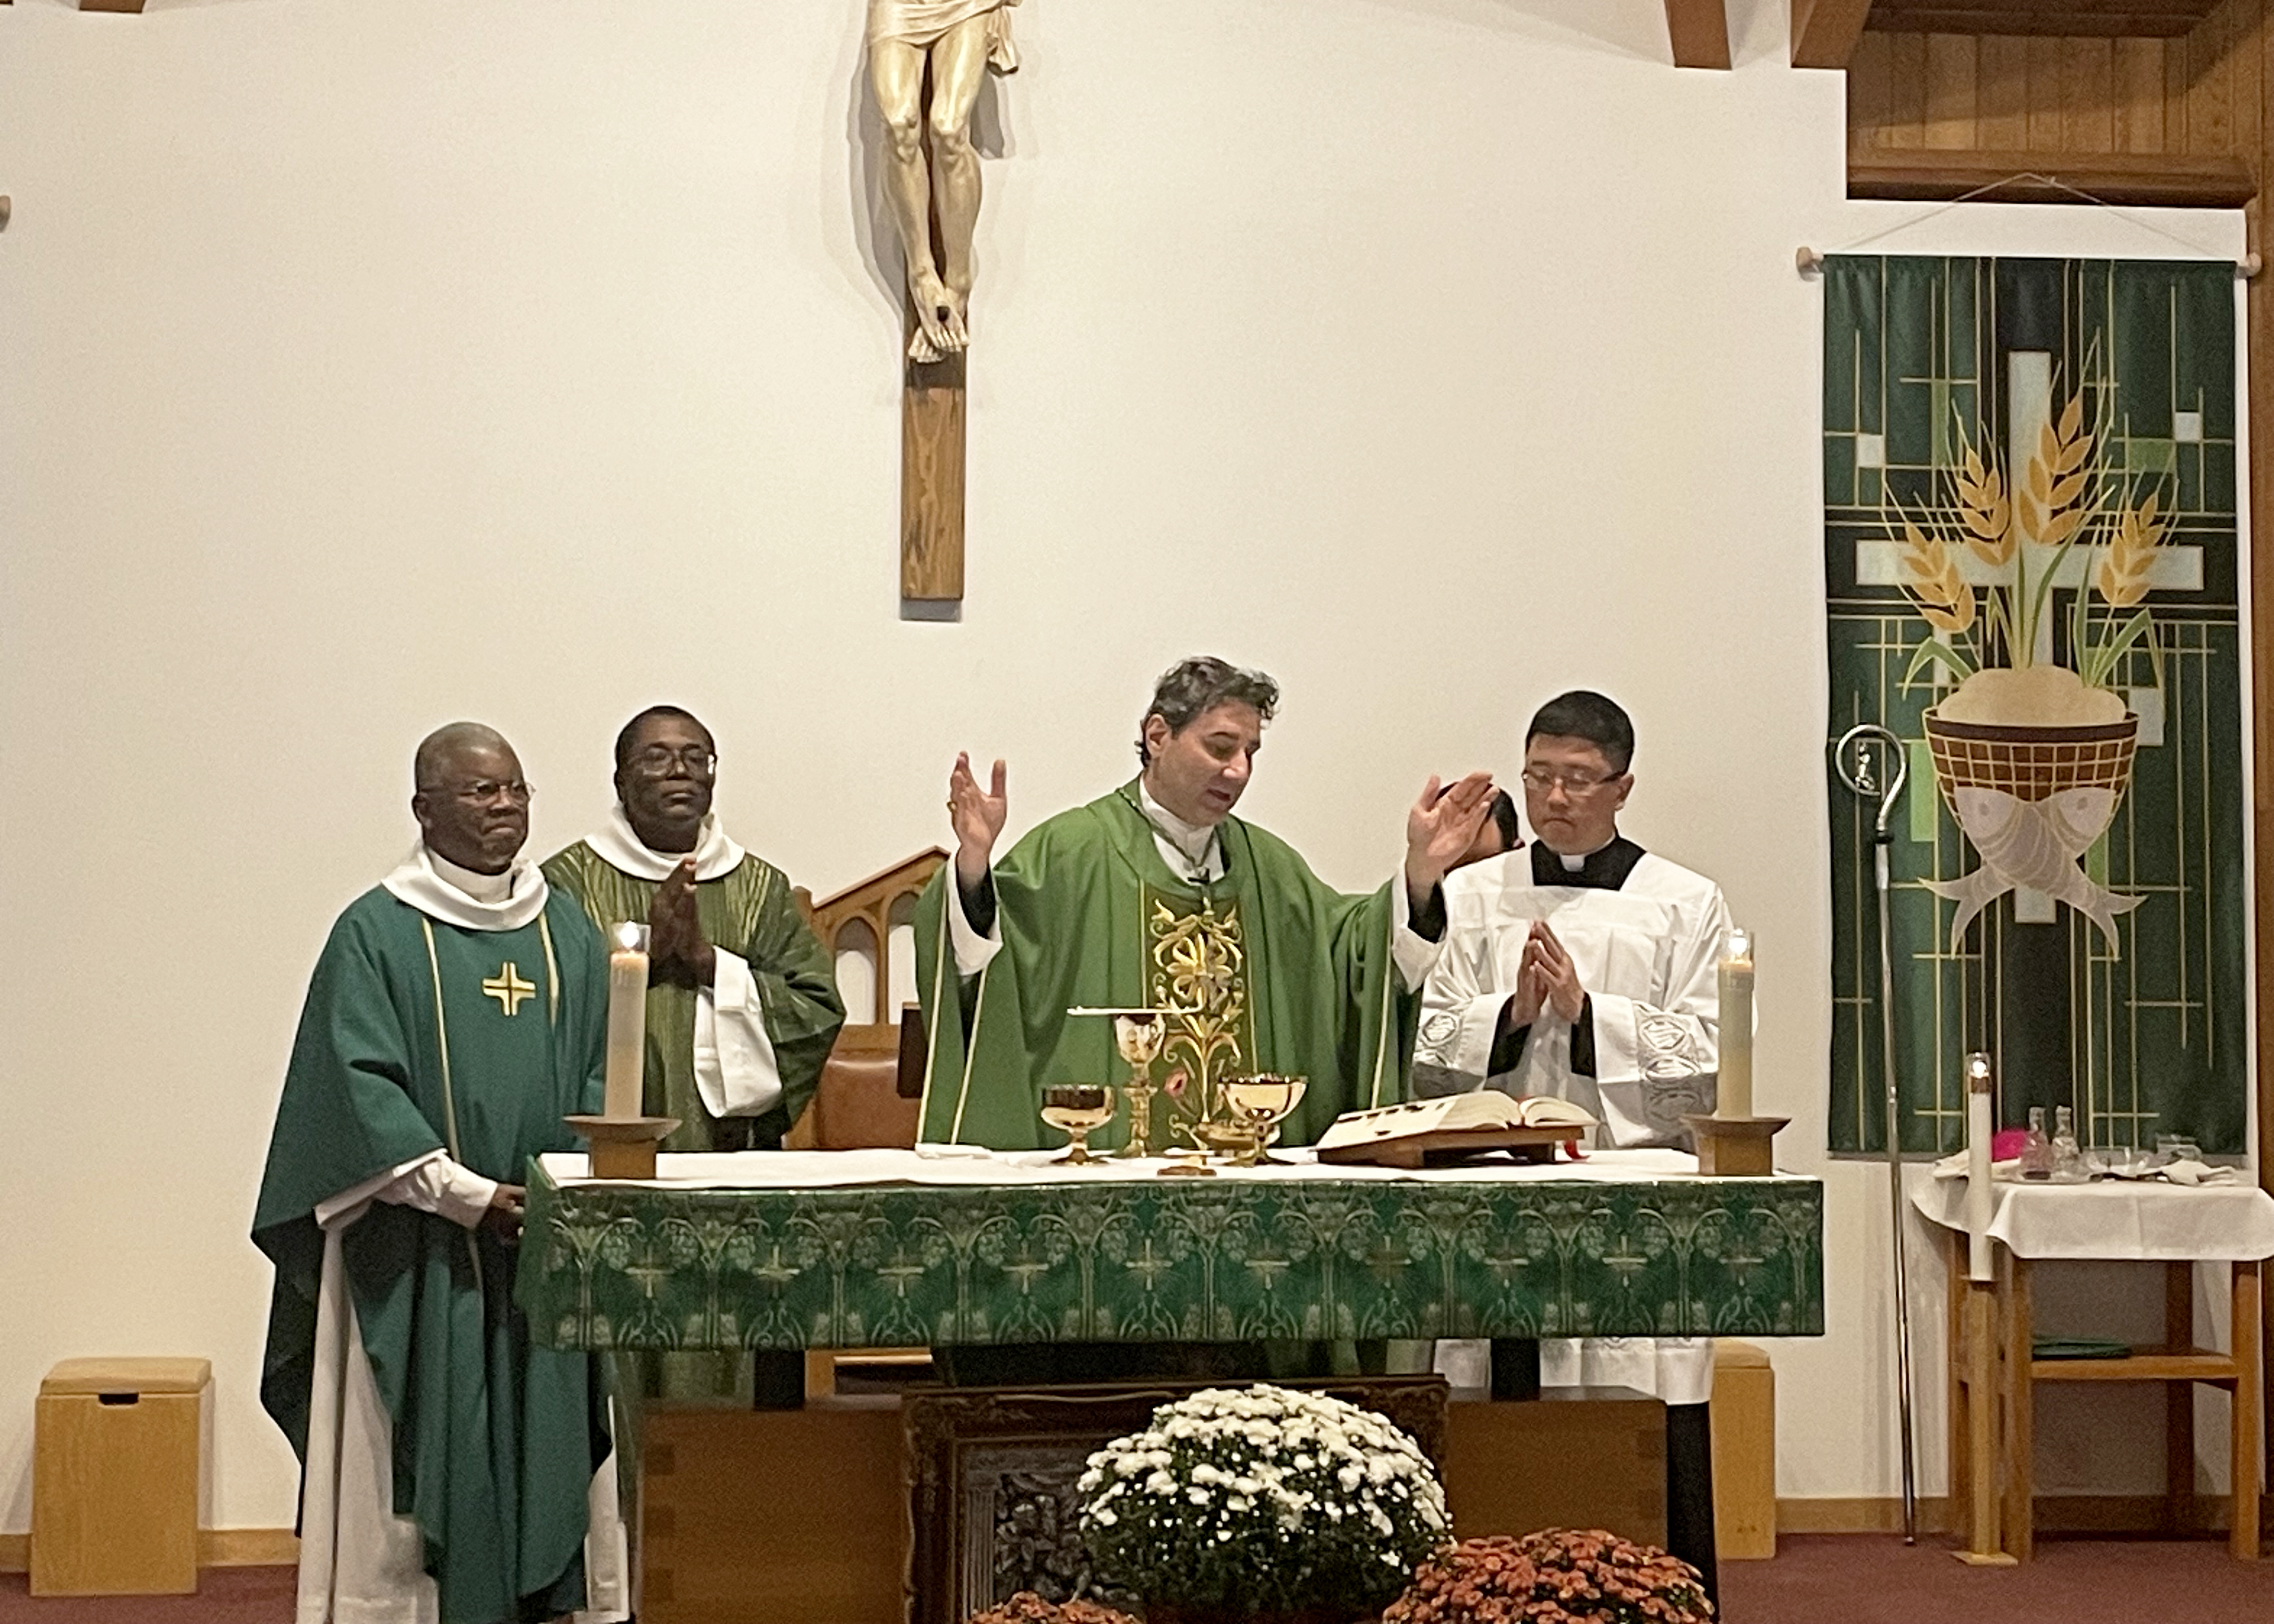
[481,962,538,1016]
[1144,887,1253,1121]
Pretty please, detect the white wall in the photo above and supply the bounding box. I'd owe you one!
[0,0,2247,1534]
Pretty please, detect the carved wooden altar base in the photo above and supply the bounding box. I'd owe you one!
[635,1386,1665,1624]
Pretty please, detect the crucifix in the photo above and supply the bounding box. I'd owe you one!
[866,0,1020,605]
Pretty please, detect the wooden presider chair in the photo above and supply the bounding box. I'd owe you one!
[786,847,943,1152]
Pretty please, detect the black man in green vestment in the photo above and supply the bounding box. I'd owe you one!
[254,723,618,1624]
[544,704,843,1408]
[543,705,843,1157]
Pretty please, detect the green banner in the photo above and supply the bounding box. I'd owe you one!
[517,1168,1825,1351]
[1825,257,2245,1155]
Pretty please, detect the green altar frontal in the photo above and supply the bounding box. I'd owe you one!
[518,1157,1825,1352]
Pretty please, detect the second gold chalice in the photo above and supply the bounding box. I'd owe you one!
[1220,1074,1307,1168]
[1040,1084,1116,1166]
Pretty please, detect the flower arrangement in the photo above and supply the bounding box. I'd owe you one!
[966,1593,1142,1624]
[1382,1530,1713,1624]
[1076,1384,1450,1618]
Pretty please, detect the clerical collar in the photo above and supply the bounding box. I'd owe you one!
[582,804,747,883]
[429,849,515,902]
[1134,780,1225,883]
[1532,836,1645,892]
[383,843,550,931]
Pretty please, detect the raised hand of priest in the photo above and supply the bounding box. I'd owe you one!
[1404,771,1496,892]
[646,857,715,988]
[1524,921,1586,1023]
[949,752,1008,885]
[482,1182,527,1246]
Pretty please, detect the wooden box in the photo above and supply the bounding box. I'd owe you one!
[32,1357,209,1596]
[1711,1339,1777,1559]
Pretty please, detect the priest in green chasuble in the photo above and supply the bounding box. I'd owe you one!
[916,656,1496,1150]
[542,705,843,1409]
[542,706,844,1155]
[253,723,624,1624]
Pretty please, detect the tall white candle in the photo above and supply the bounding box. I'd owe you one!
[602,922,649,1122]
[1964,1052,1995,1282]
[1716,926,1754,1119]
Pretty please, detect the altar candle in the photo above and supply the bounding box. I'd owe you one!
[1716,927,1754,1119]
[602,922,649,1121]
[1965,1052,1995,1282]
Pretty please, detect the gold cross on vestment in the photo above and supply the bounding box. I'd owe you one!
[482,962,537,1016]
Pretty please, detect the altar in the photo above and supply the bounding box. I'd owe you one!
[517,1148,1823,1623]
[518,1147,1824,1354]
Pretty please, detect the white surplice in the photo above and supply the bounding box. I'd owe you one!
[293,848,629,1624]
[1416,841,1733,1406]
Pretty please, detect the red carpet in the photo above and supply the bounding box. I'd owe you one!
[0,1568,293,1624]
[1719,1534,2274,1623]
[3,1541,2271,1622]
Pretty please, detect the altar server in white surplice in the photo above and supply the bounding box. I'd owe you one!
[1416,689,1730,1604]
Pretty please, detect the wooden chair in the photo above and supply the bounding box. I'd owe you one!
[786,847,944,1152]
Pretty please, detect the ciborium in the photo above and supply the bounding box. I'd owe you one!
[1039,1084,1114,1166]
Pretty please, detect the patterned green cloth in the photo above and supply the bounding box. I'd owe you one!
[518,1167,1824,1351]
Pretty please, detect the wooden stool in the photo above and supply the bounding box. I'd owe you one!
[32,1357,210,1595]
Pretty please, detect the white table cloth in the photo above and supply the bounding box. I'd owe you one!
[1910,1169,2274,1262]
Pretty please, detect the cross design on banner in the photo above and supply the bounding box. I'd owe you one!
[482,963,536,1016]
[1850,350,2205,714]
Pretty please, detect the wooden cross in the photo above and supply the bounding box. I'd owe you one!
[901,333,965,604]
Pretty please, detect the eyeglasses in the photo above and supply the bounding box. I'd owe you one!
[447,779,534,806]
[1519,766,1620,796]
[627,745,717,778]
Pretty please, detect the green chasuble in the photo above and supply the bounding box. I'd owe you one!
[253,886,608,1624]
[915,782,1418,1150]
[539,843,844,1153]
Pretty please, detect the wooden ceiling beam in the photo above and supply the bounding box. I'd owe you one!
[1865,0,2215,34]
[1665,0,1733,68]
[1870,10,2206,35]
[1848,146,2257,206]
[1794,0,1876,69]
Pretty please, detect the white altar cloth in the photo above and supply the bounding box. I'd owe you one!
[1909,1170,2274,1262]
[537,1145,1794,1190]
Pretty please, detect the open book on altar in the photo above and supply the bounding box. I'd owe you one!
[1314,1092,1598,1168]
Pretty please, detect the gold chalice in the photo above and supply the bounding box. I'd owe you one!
[1222,1074,1307,1168]
[1112,1012,1168,1158]
[1039,1084,1116,1166]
